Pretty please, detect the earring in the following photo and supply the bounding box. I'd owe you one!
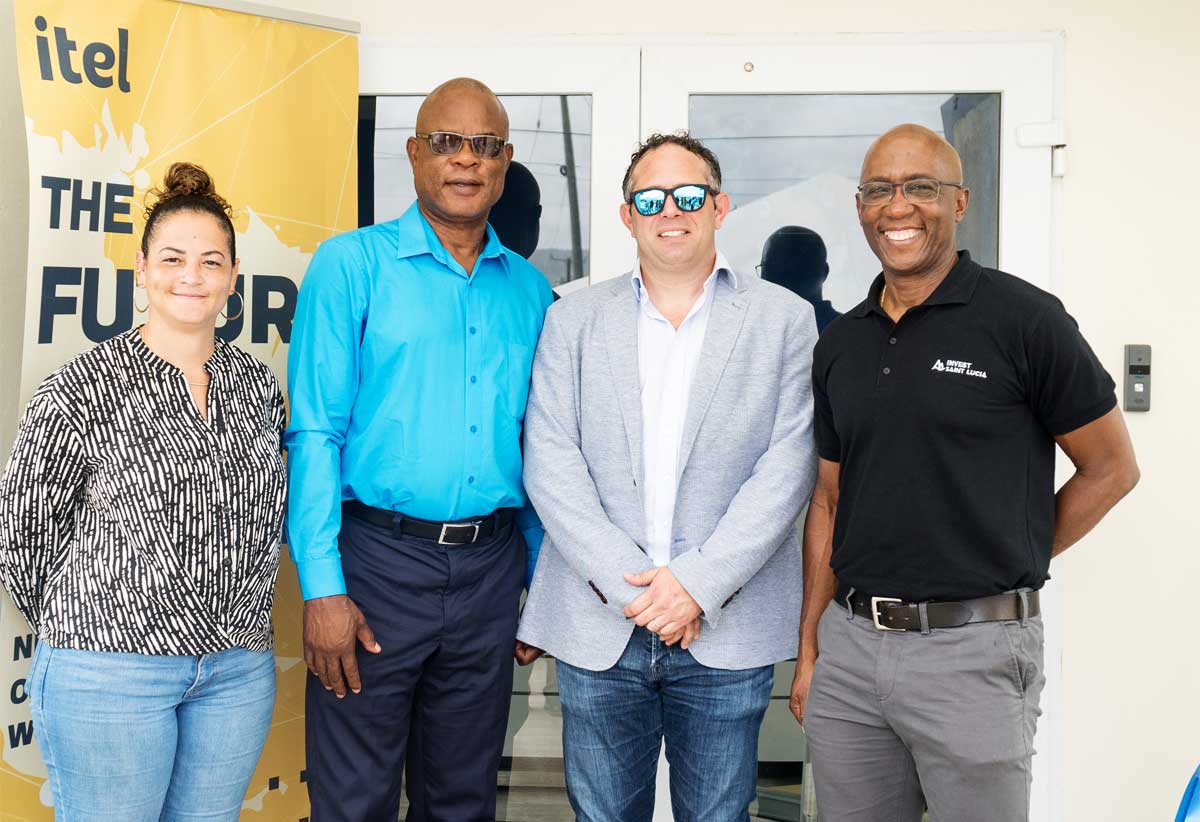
[134,283,148,314]
[220,290,244,322]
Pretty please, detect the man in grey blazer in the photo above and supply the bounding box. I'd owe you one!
[517,133,819,822]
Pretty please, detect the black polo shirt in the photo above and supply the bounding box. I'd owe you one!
[813,251,1116,601]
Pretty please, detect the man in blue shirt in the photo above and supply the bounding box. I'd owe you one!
[286,77,553,821]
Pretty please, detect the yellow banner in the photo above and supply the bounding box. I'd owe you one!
[3,1,357,817]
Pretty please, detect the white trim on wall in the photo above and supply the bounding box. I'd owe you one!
[177,0,360,33]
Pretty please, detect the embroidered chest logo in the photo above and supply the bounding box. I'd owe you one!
[931,358,988,379]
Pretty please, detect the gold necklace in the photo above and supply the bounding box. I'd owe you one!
[880,283,887,309]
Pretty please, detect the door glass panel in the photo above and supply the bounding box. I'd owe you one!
[692,93,1000,334]
[368,94,592,291]
[691,92,999,822]
[362,95,586,821]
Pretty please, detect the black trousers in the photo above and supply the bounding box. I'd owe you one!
[305,514,525,822]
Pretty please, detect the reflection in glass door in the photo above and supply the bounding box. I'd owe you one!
[363,94,593,293]
[691,93,999,333]
[689,92,1000,821]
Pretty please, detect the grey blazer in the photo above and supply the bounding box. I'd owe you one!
[517,269,819,671]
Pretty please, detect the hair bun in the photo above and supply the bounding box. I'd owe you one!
[146,162,231,216]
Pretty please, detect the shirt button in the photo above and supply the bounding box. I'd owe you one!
[467,476,475,484]
[470,376,477,384]
[469,326,477,335]
[222,558,233,568]
[470,425,477,433]
[883,367,891,375]
[889,337,897,345]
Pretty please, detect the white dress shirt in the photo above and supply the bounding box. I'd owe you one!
[633,253,737,566]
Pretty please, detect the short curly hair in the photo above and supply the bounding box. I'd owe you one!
[621,132,722,201]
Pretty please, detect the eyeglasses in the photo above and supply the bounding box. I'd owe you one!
[628,184,715,216]
[414,131,508,159]
[856,179,965,206]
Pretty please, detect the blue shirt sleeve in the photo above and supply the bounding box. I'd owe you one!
[516,500,544,590]
[284,236,368,600]
[516,275,554,590]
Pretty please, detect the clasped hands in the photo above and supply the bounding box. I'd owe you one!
[623,566,703,649]
[515,566,701,666]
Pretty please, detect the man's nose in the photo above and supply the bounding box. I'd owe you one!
[883,188,916,216]
[659,195,682,218]
[450,139,480,166]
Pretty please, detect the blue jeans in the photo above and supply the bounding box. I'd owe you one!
[557,627,773,822]
[27,643,276,822]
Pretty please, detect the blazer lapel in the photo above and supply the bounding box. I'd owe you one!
[603,280,644,489]
[677,277,748,481]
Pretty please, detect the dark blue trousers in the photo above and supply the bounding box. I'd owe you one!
[305,514,525,822]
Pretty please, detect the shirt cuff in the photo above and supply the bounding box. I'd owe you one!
[297,555,348,601]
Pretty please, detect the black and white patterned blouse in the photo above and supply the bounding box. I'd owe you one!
[0,328,287,655]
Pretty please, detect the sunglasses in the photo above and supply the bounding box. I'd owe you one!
[414,131,508,159]
[628,184,715,216]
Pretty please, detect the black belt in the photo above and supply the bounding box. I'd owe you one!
[342,500,513,545]
[835,582,1040,632]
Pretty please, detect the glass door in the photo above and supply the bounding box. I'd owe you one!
[356,43,641,822]
[642,37,1062,822]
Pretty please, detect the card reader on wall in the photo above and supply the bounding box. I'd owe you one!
[1124,344,1151,412]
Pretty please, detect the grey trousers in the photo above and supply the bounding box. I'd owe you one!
[804,598,1045,822]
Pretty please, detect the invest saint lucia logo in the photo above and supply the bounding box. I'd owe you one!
[931,359,988,379]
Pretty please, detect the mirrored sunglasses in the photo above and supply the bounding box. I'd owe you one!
[629,184,714,216]
[415,131,508,159]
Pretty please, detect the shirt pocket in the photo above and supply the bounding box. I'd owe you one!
[506,342,535,421]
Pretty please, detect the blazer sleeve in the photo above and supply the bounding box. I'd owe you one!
[669,302,818,627]
[0,385,88,632]
[522,307,655,609]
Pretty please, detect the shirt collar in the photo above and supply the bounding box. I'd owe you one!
[852,250,981,319]
[630,249,738,302]
[394,201,507,279]
[125,327,232,376]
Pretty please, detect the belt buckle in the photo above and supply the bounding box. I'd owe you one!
[438,522,480,545]
[870,596,904,631]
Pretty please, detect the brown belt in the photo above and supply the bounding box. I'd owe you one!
[836,585,1040,632]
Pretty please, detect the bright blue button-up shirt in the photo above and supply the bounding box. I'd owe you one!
[285,202,553,600]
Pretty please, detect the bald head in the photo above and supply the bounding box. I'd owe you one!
[416,77,509,139]
[861,124,963,185]
[856,123,970,280]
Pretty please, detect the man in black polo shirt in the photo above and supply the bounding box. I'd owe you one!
[788,124,1139,821]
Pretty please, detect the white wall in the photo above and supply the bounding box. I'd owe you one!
[3,0,1197,819]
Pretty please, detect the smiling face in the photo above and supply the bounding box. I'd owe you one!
[619,144,730,276]
[135,210,238,330]
[856,126,969,280]
[407,82,512,229]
